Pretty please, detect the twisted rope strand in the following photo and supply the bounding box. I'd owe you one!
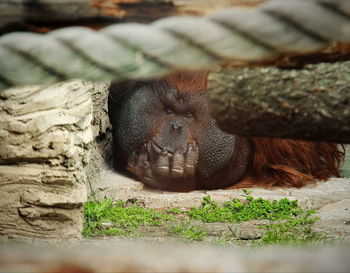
[0,0,349,91]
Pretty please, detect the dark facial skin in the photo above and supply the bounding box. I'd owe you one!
[108,75,251,192]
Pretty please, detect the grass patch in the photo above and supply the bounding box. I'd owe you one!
[166,207,183,214]
[83,198,173,237]
[170,221,207,241]
[84,191,328,246]
[188,193,305,223]
[260,213,324,245]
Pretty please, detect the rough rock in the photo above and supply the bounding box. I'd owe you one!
[84,81,113,194]
[0,80,93,243]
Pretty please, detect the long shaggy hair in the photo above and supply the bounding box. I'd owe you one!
[234,137,345,188]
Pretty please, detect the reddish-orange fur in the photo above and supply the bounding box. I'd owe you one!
[232,137,344,188]
[164,71,209,94]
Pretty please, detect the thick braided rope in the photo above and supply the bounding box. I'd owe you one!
[0,0,349,91]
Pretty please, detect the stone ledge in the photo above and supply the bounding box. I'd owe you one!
[93,170,350,210]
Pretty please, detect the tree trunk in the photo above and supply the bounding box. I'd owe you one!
[0,80,93,243]
[207,60,350,143]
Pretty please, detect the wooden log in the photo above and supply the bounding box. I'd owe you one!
[0,0,101,29]
[92,0,265,22]
[0,80,93,243]
[0,0,264,30]
[207,60,350,143]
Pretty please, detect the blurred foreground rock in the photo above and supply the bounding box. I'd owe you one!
[1,241,350,273]
[0,80,93,243]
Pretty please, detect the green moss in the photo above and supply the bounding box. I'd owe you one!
[171,221,207,241]
[166,207,182,214]
[188,195,304,223]
[83,192,329,246]
[259,213,324,245]
[83,198,173,237]
[187,194,322,245]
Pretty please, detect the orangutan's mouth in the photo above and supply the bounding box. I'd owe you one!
[126,140,199,190]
